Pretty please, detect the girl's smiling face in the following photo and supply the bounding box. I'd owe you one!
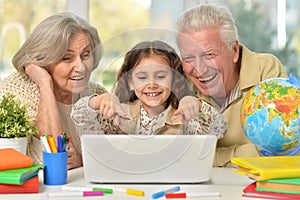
[129,54,173,114]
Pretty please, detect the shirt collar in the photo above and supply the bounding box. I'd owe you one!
[220,85,242,113]
[239,44,262,90]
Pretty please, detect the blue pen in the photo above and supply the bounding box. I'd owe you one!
[152,186,180,199]
[57,135,63,152]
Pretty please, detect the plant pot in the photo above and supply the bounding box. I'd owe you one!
[0,137,28,154]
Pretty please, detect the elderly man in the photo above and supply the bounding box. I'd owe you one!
[175,4,288,167]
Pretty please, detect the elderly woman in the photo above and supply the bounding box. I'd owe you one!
[0,12,107,169]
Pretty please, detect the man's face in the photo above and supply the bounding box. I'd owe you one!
[177,29,239,99]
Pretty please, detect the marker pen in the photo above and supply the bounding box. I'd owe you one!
[61,185,92,192]
[48,191,104,197]
[57,135,63,152]
[48,136,58,153]
[61,134,65,144]
[40,136,51,153]
[165,192,221,198]
[114,188,145,196]
[61,185,113,194]
[152,186,180,199]
[93,187,113,194]
[62,134,68,151]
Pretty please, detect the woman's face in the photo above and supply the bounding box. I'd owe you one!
[48,32,94,100]
[129,54,173,114]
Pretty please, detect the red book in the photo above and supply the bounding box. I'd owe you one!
[242,182,300,199]
[0,175,39,194]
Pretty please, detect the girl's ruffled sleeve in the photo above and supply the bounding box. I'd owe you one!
[185,100,227,139]
[71,95,119,135]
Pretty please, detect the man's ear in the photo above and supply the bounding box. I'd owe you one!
[232,41,239,63]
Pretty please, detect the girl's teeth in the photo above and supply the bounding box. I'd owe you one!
[148,93,158,97]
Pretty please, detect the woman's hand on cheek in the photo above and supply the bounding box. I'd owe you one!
[25,64,53,90]
[174,96,200,124]
[67,141,82,170]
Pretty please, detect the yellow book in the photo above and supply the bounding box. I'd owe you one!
[231,156,300,181]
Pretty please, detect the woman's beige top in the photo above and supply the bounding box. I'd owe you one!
[0,72,107,163]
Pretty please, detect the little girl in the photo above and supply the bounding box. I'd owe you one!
[71,40,227,137]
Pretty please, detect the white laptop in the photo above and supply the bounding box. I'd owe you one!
[81,134,217,183]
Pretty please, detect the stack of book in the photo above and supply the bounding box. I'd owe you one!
[231,156,300,199]
[0,148,42,194]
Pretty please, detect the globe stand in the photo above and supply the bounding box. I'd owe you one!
[260,143,300,156]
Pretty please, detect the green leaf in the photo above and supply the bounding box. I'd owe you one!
[0,93,39,138]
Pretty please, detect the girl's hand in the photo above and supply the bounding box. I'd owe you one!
[89,93,127,126]
[67,141,82,170]
[25,64,53,90]
[174,96,201,124]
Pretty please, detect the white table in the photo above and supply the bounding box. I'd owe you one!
[0,167,255,200]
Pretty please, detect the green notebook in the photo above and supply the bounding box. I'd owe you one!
[0,164,43,185]
[265,178,300,184]
[256,187,300,194]
[256,177,300,194]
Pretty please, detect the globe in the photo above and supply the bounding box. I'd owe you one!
[241,74,300,156]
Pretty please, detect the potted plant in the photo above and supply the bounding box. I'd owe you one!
[0,93,38,154]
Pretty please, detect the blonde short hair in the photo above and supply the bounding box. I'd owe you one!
[12,12,102,73]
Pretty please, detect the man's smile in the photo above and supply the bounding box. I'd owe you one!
[196,73,218,83]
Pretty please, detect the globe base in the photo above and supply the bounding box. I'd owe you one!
[260,144,300,156]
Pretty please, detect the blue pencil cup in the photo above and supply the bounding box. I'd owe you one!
[43,151,68,185]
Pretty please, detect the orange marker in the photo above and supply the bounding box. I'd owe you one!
[48,136,58,153]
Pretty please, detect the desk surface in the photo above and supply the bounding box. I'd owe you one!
[0,167,255,200]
